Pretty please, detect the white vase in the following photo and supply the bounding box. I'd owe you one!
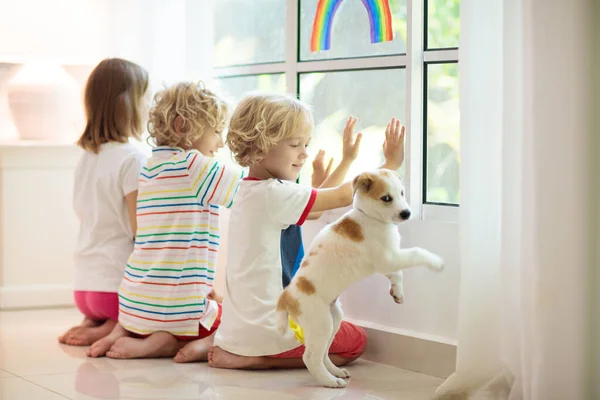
[7,62,80,142]
[62,64,94,88]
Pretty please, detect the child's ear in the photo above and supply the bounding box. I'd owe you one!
[174,116,186,135]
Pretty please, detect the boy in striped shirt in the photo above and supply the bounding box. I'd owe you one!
[87,82,243,359]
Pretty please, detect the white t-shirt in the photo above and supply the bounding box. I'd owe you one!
[214,178,317,356]
[73,142,148,292]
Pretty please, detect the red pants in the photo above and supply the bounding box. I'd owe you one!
[74,291,119,321]
[269,321,367,359]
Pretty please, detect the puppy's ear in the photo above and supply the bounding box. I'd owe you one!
[352,172,374,196]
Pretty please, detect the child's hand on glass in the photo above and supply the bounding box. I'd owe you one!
[311,149,334,188]
[383,118,406,170]
[342,116,363,163]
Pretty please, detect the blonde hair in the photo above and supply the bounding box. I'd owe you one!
[147,81,229,148]
[77,58,149,153]
[226,94,313,167]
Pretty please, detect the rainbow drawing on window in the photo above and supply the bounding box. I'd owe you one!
[310,0,394,52]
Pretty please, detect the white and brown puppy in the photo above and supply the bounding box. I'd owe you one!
[275,169,444,388]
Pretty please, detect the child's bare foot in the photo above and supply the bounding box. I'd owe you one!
[173,331,215,363]
[207,346,269,369]
[61,320,117,346]
[86,323,129,358]
[58,327,84,344]
[106,332,180,359]
[58,317,101,344]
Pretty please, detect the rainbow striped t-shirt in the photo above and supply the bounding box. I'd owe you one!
[118,146,244,337]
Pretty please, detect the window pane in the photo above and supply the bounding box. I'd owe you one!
[214,0,286,67]
[215,74,287,165]
[217,74,287,104]
[300,0,407,61]
[425,63,460,204]
[426,0,460,49]
[299,69,406,185]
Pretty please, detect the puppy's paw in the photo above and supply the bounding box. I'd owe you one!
[426,252,445,271]
[331,367,350,379]
[320,376,348,388]
[389,285,404,304]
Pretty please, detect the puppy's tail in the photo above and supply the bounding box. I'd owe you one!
[275,291,290,336]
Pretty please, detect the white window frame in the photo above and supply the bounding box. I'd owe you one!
[213,0,459,222]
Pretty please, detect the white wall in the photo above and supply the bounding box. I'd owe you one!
[0,0,111,63]
[0,0,214,85]
[0,144,81,308]
[303,215,460,344]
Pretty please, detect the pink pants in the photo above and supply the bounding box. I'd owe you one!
[74,291,119,321]
[269,321,367,359]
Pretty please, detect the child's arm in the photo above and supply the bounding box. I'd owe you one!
[120,153,147,239]
[311,117,405,213]
[311,150,334,189]
[125,191,138,238]
[187,153,244,208]
[306,150,333,220]
[307,117,362,220]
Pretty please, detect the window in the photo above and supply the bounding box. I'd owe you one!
[217,74,287,104]
[213,0,286,67]
[425,0,460,50]
[425,62,459,204]
[423,0,460,207]
[298,68,407,182]
[213,0,460,218]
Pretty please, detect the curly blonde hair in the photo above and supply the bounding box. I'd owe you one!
[226,93,313,167]
[147,81,229,148]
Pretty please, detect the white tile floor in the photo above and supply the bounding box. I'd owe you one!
[0,308,446,400]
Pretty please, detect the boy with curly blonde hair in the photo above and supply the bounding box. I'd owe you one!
[209,93,405,370]
[87,82,244,360]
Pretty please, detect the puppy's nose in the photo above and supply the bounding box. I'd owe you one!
[399,210,411,220]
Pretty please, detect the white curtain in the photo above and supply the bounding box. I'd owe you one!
[434,0,597,399]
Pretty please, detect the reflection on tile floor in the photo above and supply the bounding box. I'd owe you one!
[0,308,446,400]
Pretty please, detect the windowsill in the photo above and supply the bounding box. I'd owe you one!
[0,142,81,169]
[421,203,459,223]
[345,317,457,346]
